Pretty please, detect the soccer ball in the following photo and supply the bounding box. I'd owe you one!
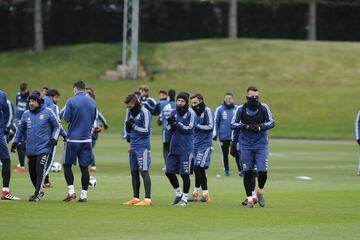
[89,176,97,188]
[51,162,62,172]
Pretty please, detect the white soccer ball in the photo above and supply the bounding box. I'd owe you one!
[51,162,62,172]
[89,176,97,188]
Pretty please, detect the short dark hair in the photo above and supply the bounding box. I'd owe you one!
[133,91,140,96]
[42,86,48,91]
[159,90,167,95]
[124,94,138,104]
[225,92,233,97]
[168,89,176,101]
[246,86,258,93]
[190,93,204,101]
[20,82,28,91]
[73,81,85,90]
[47,89,60,97]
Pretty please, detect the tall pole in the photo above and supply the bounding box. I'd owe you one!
[34,0,44,51]
[130,0,139,80]
[307,0,316,41]
[229,0,237,39]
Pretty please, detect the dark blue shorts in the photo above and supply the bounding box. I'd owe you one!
[63,141,93,167]
[0,133,10,160]
[166,152,192,175]
[129,148,151,171]
[241,149,268,172]
[193,147,213,169]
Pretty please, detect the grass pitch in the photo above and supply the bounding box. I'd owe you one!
[1,134,359,240]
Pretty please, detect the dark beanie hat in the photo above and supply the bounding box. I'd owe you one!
[176,92,189,102]
[28,91,42,104]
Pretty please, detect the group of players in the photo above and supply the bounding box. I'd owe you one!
[0,82,275,208]
[122,85,274,207]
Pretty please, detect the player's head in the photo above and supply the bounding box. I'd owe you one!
[28,91,42,111]
[47,88,61,104]
[41,86,48,97]
[246,86,259,109]
[190,93,205,116]
[85,87,95,100]
[72,80,85,95]
[168,89,176,102]
[125,93,141,117]
[159,90,167,100]
[19,82,29,96]
[176,92,189,108]
[138,85,149,97]
[224,92,234,106]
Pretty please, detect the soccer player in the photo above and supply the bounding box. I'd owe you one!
[14,82,30,172]
[0,89,19,200]
[85,87,109,173]
[11,91,60,201]
[122,91,140,143]
[62,81,96,202]
[213,93,242,176]
[165,92,196,206]
[356,111,360,175]
[231,86,275,208]
[40,86,48,97]
[123,94,152,206]
[138,85,157,114]
[188,93,213,202]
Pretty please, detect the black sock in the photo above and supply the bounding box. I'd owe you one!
[180,174,190,194]
[17,142,26,167]
[80,166,90,191]
[131,170,140,198]
[1,159,11,188]
[199,168,208,191]
[165,173,179,189]
[63,164,74,186]
[140,171,151,199]
[221,141,230,171]
[258,171,267,189]
[193,166,201,188]
[244,171,256,197]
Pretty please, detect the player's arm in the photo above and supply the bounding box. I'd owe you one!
[122,110,130,139]
[5,101,13,129]
[152,102,161,116]
[13,112,27,144]
[63,100,72,123]
[212,106,221,139]
[48,109,61,140]
[176,111,196,134]
[197,108,214,132]
[356,111,360,145]
[98,111,108,129]
[230,106,246,130]
[132,111,150,135]
[259,103,275,130]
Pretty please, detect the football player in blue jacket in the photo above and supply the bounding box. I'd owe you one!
[188,93,213,203]
[165,92,196,206]
[0,89,19,200]
[231,86,275,208]
[123,94,152,206]
[12,91,60,201]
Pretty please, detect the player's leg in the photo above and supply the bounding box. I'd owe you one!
[15,141,26,172]
[62,142,76,201]
[43,146,55,188]
[235,149,243,176]
[77,142,93,202]
[176,153,192,206]
[241,149,256,208]
[27,155,37,189]
[90,134,97,173]
[199,147,212,202]
[221,140,230,176]
[255,149,268,207]
[165,154,183,205]
[124,149,140,205]
[163,142,169,165]
[135,149,152,206]
[1,134,19,200]
[29,154,49,201]
[189,150,200,202]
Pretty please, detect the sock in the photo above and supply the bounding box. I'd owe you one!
[175,187,182,197]
[194,187,200,193]
[2,187,9,192]
[203,190,209,195]
[68,185,75,195]
[181,193,188,202]
[80,190,87,199]
[144,198,151,202]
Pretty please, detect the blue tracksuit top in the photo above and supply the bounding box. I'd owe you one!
[44,96,67,138]
[6,100,14,129]
[122,109,131,139]
[168,108,196,154]
[161,101,176,143]
[14,104,60,155]
[14,92,29,121]
[231,103,275,150]
[63,92,96,141]
[0,90,9,130]
[129,106,152,149]
[194,106,213,149]
[356,111,360,141]
[213,103,237,141]
[140,96,157,114]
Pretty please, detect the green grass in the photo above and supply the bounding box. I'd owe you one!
[1,134,360,240]
[1,39,360,139]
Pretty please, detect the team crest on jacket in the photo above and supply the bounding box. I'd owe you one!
[40,114,44,120]
[222,111,227,119]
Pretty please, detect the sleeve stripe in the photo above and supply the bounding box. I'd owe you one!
[134,109,149,133]
[198,108,213,130]
[356,111,360,140]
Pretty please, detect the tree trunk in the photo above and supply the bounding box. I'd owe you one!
[228,0,237,39]
[34,0,44,51]
[307,0,316,41]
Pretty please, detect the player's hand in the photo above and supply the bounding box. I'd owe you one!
[49,138,58,146]
[212,136,217,141]
[126,135,131,143]
[63,137,67,142]
[3,127,9,135]
[230,144,238,157]
[167,116,176,126]
[11,142,18,153]
[157,118,162,126]
[250,125,261,132]
[125,118,135,133]
[104,124,108,130]
[357,139,360,146]
[244,124,251,130]
[93,127,102,133]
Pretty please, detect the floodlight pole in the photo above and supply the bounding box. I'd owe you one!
[121,0,139,79]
